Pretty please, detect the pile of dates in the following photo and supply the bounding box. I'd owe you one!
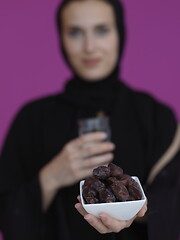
[82,163,142,204]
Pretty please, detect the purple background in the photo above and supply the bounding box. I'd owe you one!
[0,0,180,238]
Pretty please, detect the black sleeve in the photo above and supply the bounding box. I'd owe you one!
[145,102,180,240]
[0,104,46,240]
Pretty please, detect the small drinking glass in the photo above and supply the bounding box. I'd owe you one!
[78,116,111,141]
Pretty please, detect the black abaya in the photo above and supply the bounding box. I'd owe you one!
[0,81,179,240]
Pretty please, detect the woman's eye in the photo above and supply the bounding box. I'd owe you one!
[96,27,110,36]
[68,29,82,38]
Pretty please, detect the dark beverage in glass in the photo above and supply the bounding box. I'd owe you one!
[78,116,111,141]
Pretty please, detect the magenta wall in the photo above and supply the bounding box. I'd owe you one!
[0,0,180,237]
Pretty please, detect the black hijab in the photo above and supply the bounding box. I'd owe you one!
[56,0,126,116]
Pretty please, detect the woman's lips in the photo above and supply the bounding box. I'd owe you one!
[82,58,101,67]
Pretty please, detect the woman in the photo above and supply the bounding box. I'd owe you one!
[0,0,179,240]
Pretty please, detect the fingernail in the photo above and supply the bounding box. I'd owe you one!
[74,203,79,209]
[108,153,113,158]
[109,143,115,149]
[100,132,107,138]
[99,214,106,219]
[84,215,91,222]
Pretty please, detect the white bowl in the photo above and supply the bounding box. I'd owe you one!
[80,176,147,221]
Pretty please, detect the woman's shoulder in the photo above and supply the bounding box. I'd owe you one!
[120,81,162,106]
[18,93,65,115]
[20,94,60,111]
[10,93,64,128]
[120,81,176,122]
[119,81,178,146]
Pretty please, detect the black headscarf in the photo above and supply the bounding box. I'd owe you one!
[56,0,126,116]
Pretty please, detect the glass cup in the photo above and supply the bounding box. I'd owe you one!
[78,116,111,141]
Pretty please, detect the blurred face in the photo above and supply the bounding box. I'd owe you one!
[61,0,119,81]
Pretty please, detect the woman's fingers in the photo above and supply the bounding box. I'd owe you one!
[63,133,115,166]
[62,132,108,157]
[75,198,135,234]
[99,213,134,232]
[77,195,81,203]
[75,208,134,234]
[74,195,88,216]
[136,202,147,217]
[77,132,108,145]
[69,132,107,150]
[75,199,110,234]
[82,152,114,169]
[84,214,111,234]
[81,142,115,158]
[75,202,87,216]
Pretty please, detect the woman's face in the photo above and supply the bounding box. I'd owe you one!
[61,0,119,81]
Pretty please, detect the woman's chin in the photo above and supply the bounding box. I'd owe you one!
[77,71,110,82]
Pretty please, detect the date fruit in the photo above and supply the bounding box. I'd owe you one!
[82,163,142,204]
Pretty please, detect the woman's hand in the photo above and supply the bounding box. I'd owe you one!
[48,132,115,188]
[75,196,147,234]
[39,132,115,210]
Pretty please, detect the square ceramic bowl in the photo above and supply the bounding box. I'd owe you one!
[80,176,147,221]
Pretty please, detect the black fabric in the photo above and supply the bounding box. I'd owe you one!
[147,151,180,240]
[0,81,179,240]
[61,69,119,117]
